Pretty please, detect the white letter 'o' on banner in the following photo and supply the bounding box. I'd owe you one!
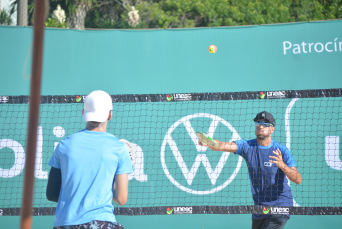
[0,139,26,178]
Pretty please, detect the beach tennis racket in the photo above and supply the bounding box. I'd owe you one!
[119,139,136,165]
[196,132,219,148]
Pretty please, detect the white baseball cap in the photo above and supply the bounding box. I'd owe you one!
[83,90,113,122]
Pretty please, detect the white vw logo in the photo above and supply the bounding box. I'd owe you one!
[160,113,243,195]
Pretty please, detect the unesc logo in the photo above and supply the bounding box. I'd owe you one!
[0,96,9,104]
[267,91,286,99]
[174,207,193,214]
[161,113,243,195]
[271,207,290,215]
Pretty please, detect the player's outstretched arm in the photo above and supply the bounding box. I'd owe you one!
[46,167,62,202]
[113,173,129,206]
[198,139,238,153]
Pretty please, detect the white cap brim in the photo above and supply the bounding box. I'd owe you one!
[83,109,110,122]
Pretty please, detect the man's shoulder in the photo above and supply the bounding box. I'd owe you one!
[234,138,258,150]
[59,130,120,145]
[245,138,258,146]
[271,140,288,150]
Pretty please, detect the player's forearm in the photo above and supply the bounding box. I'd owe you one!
[218,141,238,153]
[112,174,129,206]
[112,190,128,206]
[280,164,302,185]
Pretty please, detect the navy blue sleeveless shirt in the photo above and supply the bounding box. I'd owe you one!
[234,139,297,219]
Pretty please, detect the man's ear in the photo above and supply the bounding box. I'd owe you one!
[270,126,275,134]
[108,111,113,121]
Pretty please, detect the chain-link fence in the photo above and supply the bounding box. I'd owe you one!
[1,0,342,30]
[0,0,16,26]
[0,0,141,29]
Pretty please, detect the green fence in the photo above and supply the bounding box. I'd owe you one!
[0,20,342,228]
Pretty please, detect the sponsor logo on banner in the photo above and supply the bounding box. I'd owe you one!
[76,96,82,102]
[271,207,290,214]
[166,94,173,101]
[173,93,192,101]
[263,207,270,214]
[263,207,289,215]
[259,92,265,99]
[267,91,286,99]
[0,96,9,104]
[161,113,243,195]
[174,207,193,214]
[166,208,173,214]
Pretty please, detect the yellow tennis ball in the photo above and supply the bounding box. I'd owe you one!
[208,45,217,54]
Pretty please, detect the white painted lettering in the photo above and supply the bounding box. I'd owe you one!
[0,139,25,178]
[35,126,47,179]
[314,43,324,53]
[283,41,292,55]
[308,43,314,52]
[293,44,301,54]
[325,136,342,170]
[325,42,333,52]
[301,42,307,53]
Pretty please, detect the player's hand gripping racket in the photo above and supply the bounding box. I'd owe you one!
[196,132,219,148]
[119,139,136,165]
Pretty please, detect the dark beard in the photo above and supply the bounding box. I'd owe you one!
[257,135,266,140]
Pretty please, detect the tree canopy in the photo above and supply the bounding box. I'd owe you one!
[45,0,342,29]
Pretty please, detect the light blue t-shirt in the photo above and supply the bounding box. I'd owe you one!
[48,129,133,227]
[234,139,297,219]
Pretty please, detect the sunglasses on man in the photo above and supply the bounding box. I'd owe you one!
[255,121,273,127]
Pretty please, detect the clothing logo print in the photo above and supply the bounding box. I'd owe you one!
[264,162,273,167]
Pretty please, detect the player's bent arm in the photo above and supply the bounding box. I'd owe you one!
[46,167,62,202]
[281,166,302,185]
[113,173,129,206]
[198,139,238,153]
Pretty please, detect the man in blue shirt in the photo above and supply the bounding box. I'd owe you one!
[199,111,302,229]
[46,90,133,229]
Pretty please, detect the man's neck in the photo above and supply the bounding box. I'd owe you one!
[85,122,108,132]
[257,138,272,146]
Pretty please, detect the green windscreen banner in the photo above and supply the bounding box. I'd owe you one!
[0,20,342,96]
[0,89,341,216]
[0,20,341,217]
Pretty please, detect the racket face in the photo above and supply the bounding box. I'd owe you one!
[119,139,136,165]
[196,132,219,147]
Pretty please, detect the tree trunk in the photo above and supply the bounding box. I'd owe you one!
[68,4,90,30]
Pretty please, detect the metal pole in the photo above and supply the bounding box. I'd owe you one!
[17,0,28,26]
[20,0,45,228]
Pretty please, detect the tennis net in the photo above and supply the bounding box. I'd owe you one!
[0,88,341,216]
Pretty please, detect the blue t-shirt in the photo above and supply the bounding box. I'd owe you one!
[48,129,133,227]
[234,139,297,219]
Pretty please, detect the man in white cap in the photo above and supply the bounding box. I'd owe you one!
[46,90,133,229]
